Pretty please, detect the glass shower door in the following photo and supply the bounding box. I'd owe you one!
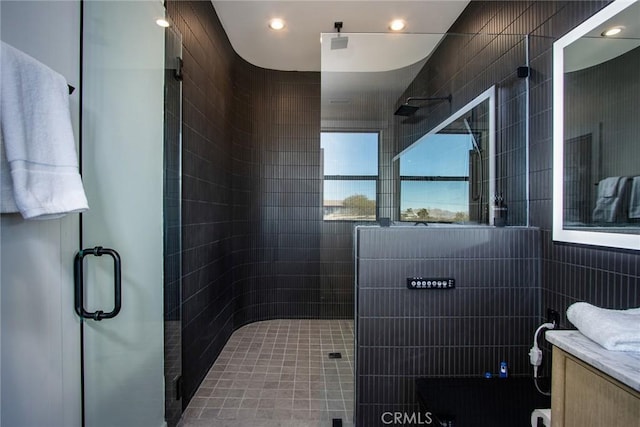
[163,23,183,427]
[80,1,166,426]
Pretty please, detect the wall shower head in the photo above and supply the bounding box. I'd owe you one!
[394,95,452,117]
[394,104,420,116]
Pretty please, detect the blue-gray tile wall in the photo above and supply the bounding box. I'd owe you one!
[356,226,541,425]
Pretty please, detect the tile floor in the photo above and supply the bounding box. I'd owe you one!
[178,319,355,427]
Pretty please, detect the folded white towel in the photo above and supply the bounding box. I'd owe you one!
[0,41,88,219]
[0,129,19,213]
[567,302,640,352]
[629,176,640,219]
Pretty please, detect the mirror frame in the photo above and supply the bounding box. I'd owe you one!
[552,0,640,250]
[394,85,496,225]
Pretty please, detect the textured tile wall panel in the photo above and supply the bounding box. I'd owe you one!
[167,0,238,406]
[356,226,541,425]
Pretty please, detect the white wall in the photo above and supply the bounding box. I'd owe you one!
[0,2,82,427]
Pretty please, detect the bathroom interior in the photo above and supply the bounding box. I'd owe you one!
[0,1,639,427]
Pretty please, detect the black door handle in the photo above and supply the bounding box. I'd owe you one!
[74,246,122,321]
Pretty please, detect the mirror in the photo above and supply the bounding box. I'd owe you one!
[553,0,640,250]
[394,87,495,224]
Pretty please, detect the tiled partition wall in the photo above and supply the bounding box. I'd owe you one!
[355,226,541,425]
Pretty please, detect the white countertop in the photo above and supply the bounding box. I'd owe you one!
[547,330,640,392]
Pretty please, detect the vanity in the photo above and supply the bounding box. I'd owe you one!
[546,331,640,427]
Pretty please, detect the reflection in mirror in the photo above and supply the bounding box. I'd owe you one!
[396,87,494,224]
[553,0,640,250]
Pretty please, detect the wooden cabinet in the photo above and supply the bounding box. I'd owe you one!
[551,347,640,427]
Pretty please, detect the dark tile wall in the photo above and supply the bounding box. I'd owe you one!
[167,0,238,405]
[231,66,354,325]
[356,226,541,426]
[167,0,353,408]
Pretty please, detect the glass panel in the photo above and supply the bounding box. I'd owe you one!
[323,180,376,221]
[81,1,166,426]
[163,23,183,427]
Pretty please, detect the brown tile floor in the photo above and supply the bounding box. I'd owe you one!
[178,319,355,427]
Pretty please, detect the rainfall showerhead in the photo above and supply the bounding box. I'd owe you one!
[394,104,420,117]
[331,21,348,50]
[394,95,452,117]
[331,36,349,50]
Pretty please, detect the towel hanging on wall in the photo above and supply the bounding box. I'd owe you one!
[0,41,88,219]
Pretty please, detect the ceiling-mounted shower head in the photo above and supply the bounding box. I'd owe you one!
[331,21,348,50]
[394,95,452,117]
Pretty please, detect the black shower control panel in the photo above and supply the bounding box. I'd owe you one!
[407,278,455,289]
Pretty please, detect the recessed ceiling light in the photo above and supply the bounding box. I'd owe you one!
[389,19,406,32]
[269,18,285,31]
[156,18,170,28]
[601,26,623,37]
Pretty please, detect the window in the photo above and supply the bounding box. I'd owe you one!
[321,132,378,221]
[400,133,474,222]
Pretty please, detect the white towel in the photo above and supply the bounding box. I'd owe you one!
[567,302,640,352]
[0,129,19,213]
[0,41,88,219]
[592,177,629,223]
[629,176,640,219]
[597,176,620,198]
